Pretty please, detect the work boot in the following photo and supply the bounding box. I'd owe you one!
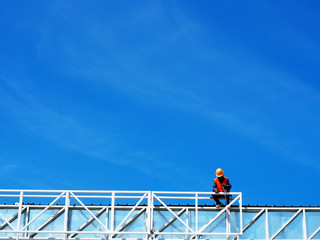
[215,203,222,208]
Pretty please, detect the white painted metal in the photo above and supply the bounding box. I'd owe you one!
[302,209,307,240]
[64,191,70,239]
[153,193,195,234]
[309,226,320,240]
[270,209,302,240]
[69,192,110,232]
[0,190,318,240]
[239,192,243,235]
[0,211,16,231]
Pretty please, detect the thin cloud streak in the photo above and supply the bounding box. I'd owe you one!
[7,18,320,172]
[0,78,198,185]
[36,26,320,170]
[75,60,320,169]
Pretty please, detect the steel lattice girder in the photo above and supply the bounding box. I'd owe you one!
[0,190,318,239]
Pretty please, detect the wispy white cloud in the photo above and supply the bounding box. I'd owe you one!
[0,162,18,177]
[30,14,320,170]
[1,1,319,192]
[0,77,198,186]
[72,52,320,170]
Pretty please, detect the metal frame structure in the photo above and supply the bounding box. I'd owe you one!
[240,205,320,240]
[0,190,241,239]
[0,190,319,239]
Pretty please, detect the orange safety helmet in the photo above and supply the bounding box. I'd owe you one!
[216,168,224,177]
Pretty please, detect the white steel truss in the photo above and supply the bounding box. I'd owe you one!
[0,190,318,240]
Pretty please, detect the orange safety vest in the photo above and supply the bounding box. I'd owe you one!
[214,177,228,192]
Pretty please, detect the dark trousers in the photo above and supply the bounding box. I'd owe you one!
[212,194,230,205]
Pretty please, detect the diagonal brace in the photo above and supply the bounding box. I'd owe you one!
[70,192,110,233]
[153,194,194,233]
[69,207,106,238]
[154,208,186,237]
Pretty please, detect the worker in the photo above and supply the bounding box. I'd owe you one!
[212,168,232,207]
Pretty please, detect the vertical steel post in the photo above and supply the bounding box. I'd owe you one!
[25,206,30,238]
[64,191,70,239]
[106,207,110,239]
[239,192,243,236]
[147,191,153,240]
[302,209,307,240]
[16,191,23,239]
[195,193,198,239]
[186,208,189,239]
[226,207,231,240]
[265,209,269,240]
[111,191,115,238]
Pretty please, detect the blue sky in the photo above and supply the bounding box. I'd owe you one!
[0,1,319,206]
